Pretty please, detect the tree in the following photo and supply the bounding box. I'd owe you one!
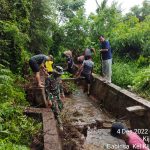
[61,8,88,54]
[127,0,150,21]
[0,0,31,72]
[56,0,85,23]
[88,0,121,47]
[49,0,86,56]
[29,0,55,54]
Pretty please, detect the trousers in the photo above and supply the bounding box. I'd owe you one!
[102,58,112,83]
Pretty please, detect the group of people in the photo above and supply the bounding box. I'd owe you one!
[29,54,65,129]
[28,35,113,129]
[29,34,112,89]
[28,35,149,149]
[61,48,95,96]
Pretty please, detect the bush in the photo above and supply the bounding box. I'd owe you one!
[0,142,29,150]
[62,72,77,94]
[0,64,41,149]
[112,60,139,87]
[133,67,150,99]
[110,15,150,59]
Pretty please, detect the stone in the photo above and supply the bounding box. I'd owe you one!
[126,105,146,116]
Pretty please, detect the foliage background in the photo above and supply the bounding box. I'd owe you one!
[0,0,149,148]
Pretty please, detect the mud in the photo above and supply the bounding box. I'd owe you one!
[61,87,128,150]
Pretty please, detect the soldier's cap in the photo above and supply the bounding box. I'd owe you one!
[53,66,64,75]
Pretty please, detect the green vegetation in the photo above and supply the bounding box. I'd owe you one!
[112,59,150,99]
[90,0,150,100]
[0,0,149,147]
[62,72,77,94]
[132,67,150,99]
[61,72,72,79]
[0,64,41,149]
[112,60,138,87]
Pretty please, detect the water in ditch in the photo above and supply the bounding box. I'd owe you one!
[61,86,127,150]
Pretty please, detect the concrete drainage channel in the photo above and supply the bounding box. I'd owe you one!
[24,87,127,150]
[60,88,127,150]
[25,75,150,150]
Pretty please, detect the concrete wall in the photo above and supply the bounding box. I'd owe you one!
[25,87,48,107]
[90,74,150,131]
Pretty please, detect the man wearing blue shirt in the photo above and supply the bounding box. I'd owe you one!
[99,35,112,83]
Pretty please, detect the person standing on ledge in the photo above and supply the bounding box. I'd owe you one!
[29,54,51,87]
[99,35,112,83]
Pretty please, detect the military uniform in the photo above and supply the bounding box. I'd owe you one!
[45,67,64,126]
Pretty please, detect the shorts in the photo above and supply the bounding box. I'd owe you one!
[81,72,92,84]
[29,59,39,72]
[102,59,112,82]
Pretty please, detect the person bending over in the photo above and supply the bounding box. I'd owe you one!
[63,50,75,74]
[29,54,51,87]
[111,122,149,150]
[77,48,96,64]
[76,56,94,96]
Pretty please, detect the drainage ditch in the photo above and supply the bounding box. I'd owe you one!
[25,76,150,150]
[60,87,128,150]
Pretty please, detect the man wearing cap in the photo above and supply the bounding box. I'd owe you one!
[45,66,65,130]
[99,35,112,83]
[111,122,149,150]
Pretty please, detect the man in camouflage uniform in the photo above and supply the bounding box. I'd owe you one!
[45,66,65,129]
